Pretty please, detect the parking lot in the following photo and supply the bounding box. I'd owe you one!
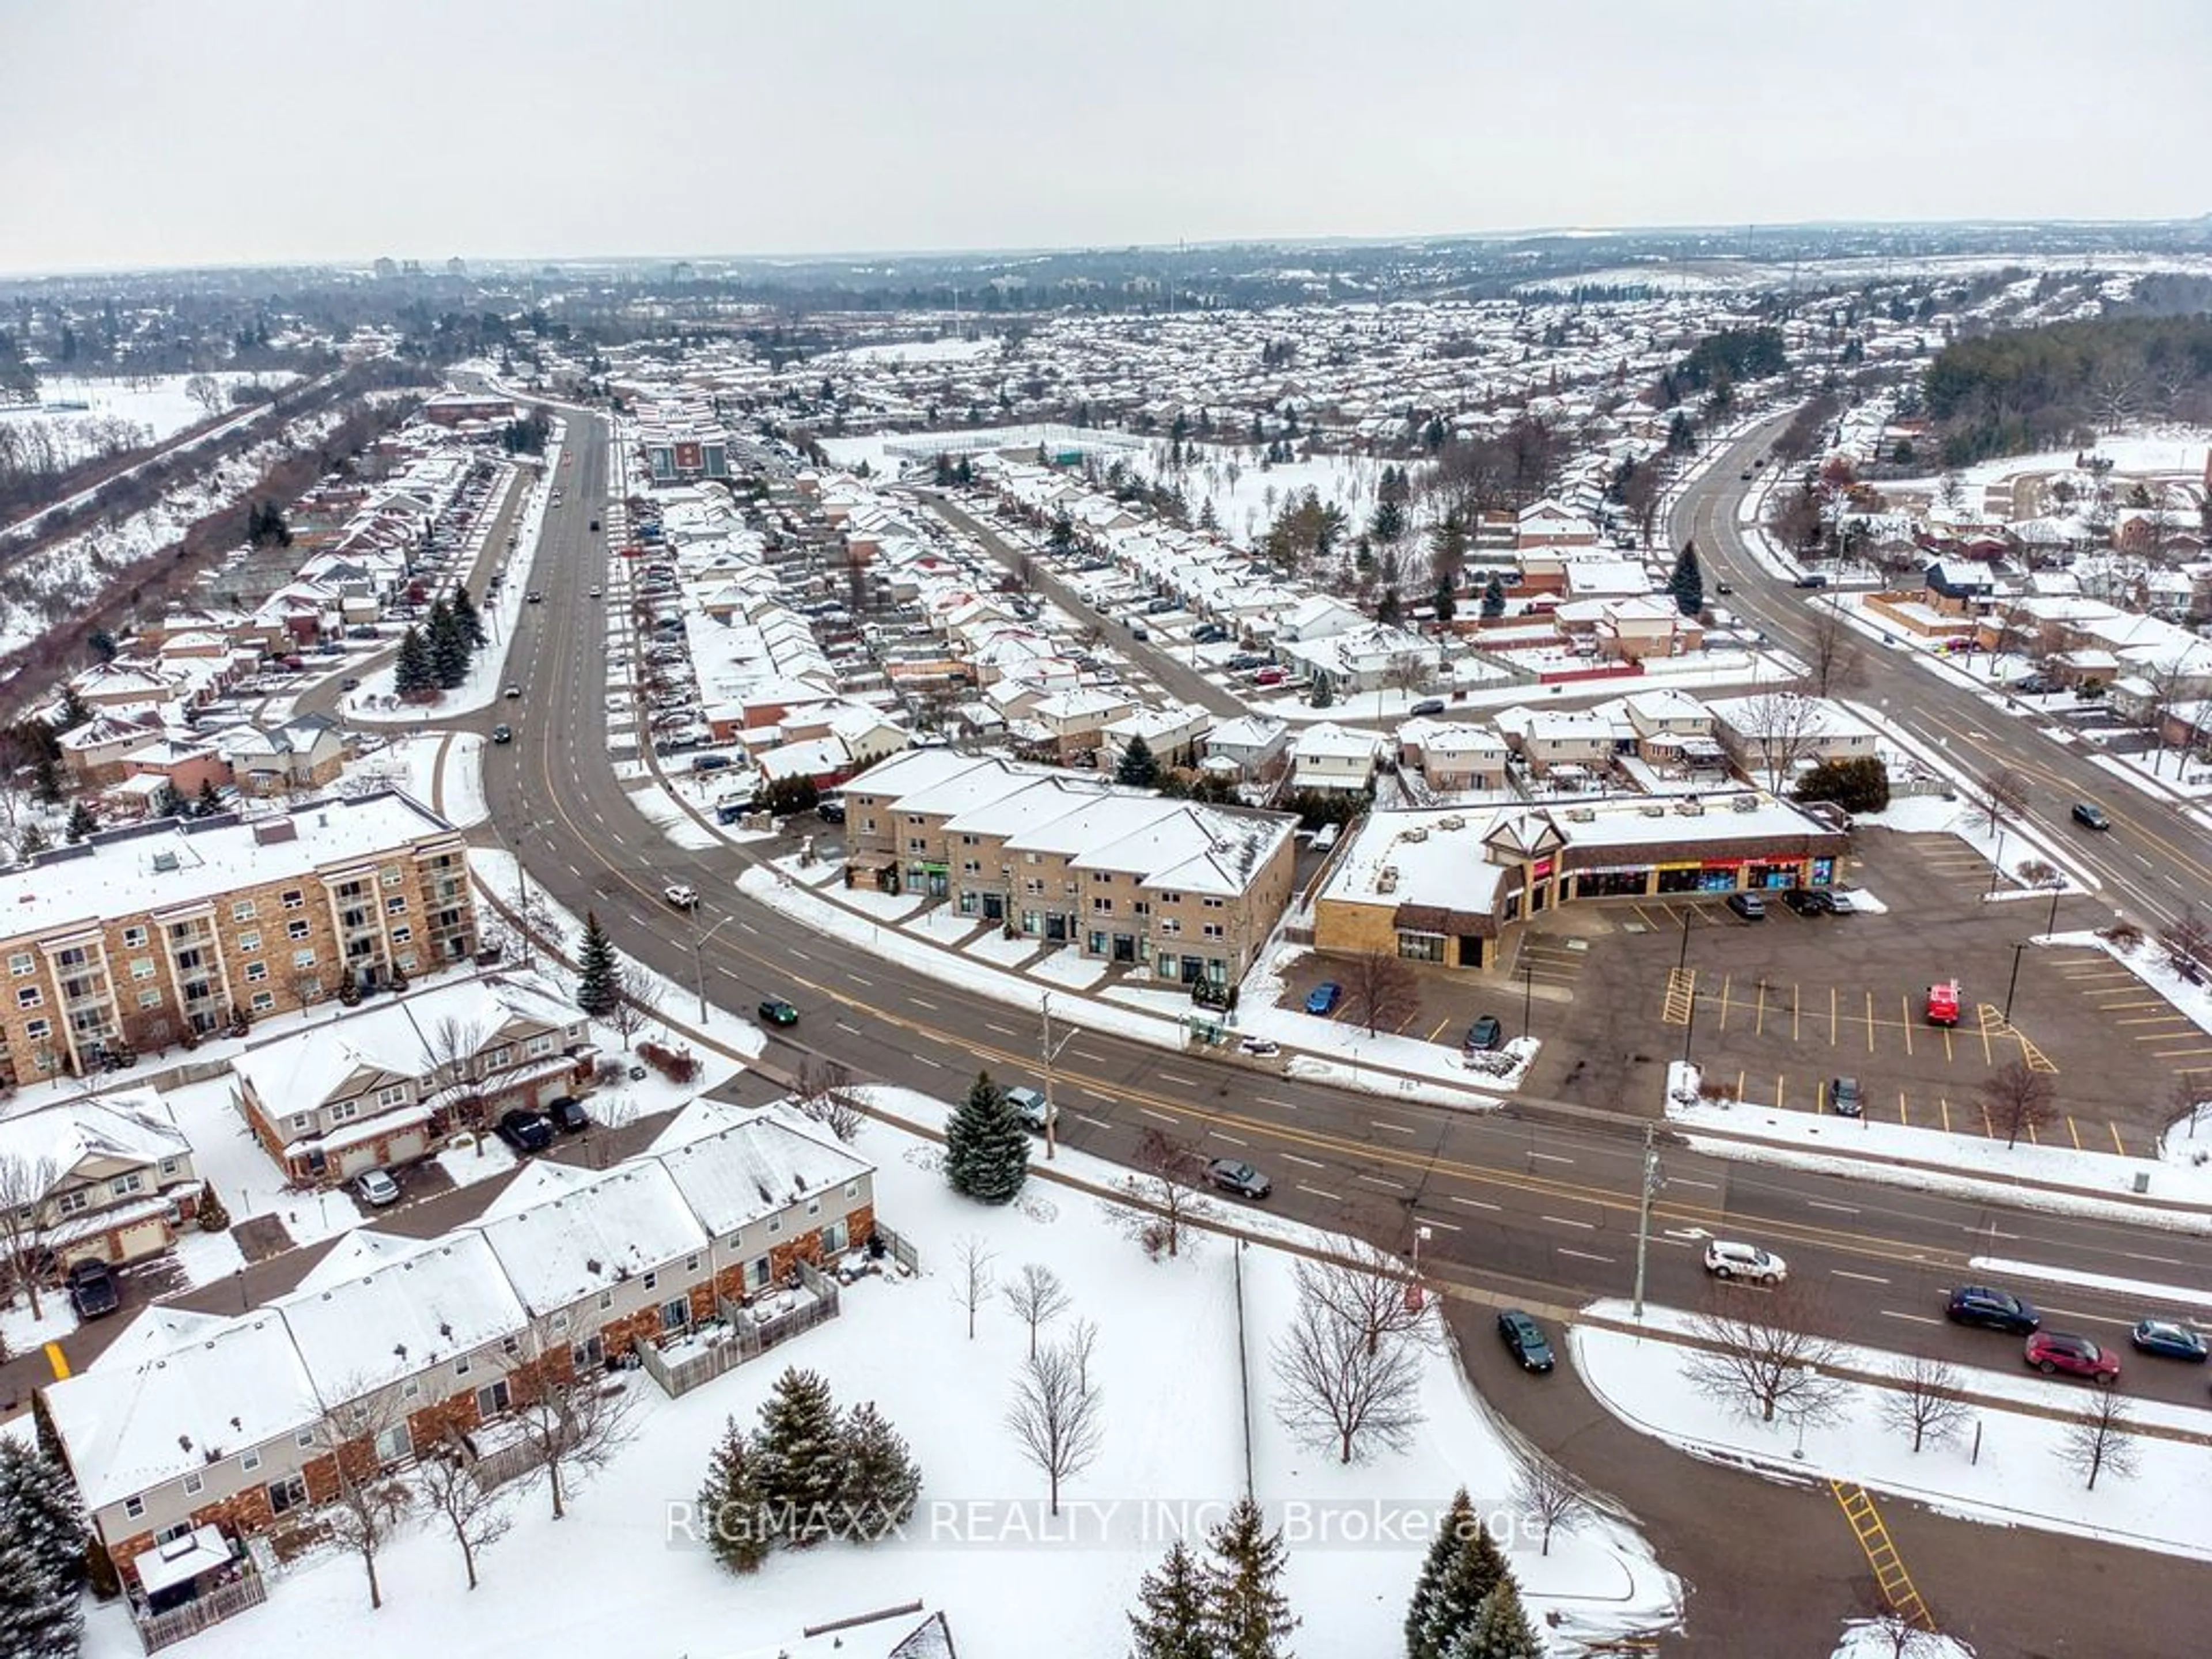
[1525,826,2193,1150]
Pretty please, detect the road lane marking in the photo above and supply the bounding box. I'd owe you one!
[1541,1215,1596,1230]
[1159,1073,1199,1088]
[1297,1183,1345,1203]
[1528,1151,1575,1165]
[1076,1113,1111,1130]
[908,996,939,1011]
[1832,1270,1891,1285]
[1558,1248,1614,1265]
[1256,1096,1299,1111]
[1413,1215,1463,1232]
[835,1020,863,1035]
[1357,1173,1407,1191]
[1281,1153,1326,1170]
[1449,1195,1501,1212]
[1805,1199,1859,1215]
[910,1053,942,1068]
[1079,1088,1115,1103]
[1880,1311,1941,1326]
[1138,1107,1180,1124]
[1372,1119,1418,1135]
[1672,1177,1719,1191]
[1209,1131,1248,1146]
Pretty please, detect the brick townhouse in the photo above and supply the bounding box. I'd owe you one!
[0,1086,202,1271]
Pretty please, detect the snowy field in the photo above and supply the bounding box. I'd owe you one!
[2,371,296,460]
[81,1094,1678,1659]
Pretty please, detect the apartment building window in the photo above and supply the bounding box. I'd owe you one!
[124,1496,145,1520]
[1024,877,1045,896]
[111,1171,145,1198]
[1159,918,1181,937]
[686,1255,702,1274]
[573,1335,605,1370]
[806,1198,821,1217]
[294,979,321,1001]
[251,991,275,1013]
[241,1450,263,1473]
[960,834,978,847]
[267,1475,306,1515]
[843,1180,859,1199]
[1158,891,1182,904]
[290,1113,312,1132]
[7,952,31,976]
[294,1427,315,1449]
[385,923,411,944]
[745,1256,772,1291]
[385,896,407,915]
[821,1218,850,1255]
[159,1156,181,1177]
[905,836,928,854]
[238,931,261,952]
[488,1046,513,1068]
[293,949,316,969]
[56,1190,89,1217]
[122,926,148,948]
[374,1425,412,1465]
[14,987,39,1010]
[286,919,310,941]
[527,1034,555,1058]
[137,988,162,1010]
[24,1018,49,1040]
[642,1271,658,1291]
[397,953,418,972]
[245,961,268,983]
[1202,923,1224,941]
[183,1471,203,1498]
[376,1084,411,1108]
[130,959,157,980]
[1203,897,1225,910]
[381,865,404,887]
[1397,931,1446,964]
[862,817,876,834]
[475,1380,510,1417]
[331,1101,359,1123]
[402,1380,421,1401]
[1091,896,1113,914]
[961,860,980,876]
[232,900,257,922]
[598,1290,613,1310]
[454,1355,471,1376]
[1024,851,1039,864]
[1132,901,1150,918]
[766,1215,781,1234]
[281,889,304,910]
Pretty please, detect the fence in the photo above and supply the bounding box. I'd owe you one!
[635,1273,842,1399]
[870,1221,923,1275]
[134,1571,268,1654]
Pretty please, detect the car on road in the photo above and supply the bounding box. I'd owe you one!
[2011,674,2054,695]
[1003,1086,1057,1132]
[664,884,698,909]
[2130,1318,2207,1361]
[1827,1075,1863,1118]
[1464,1014,1505,1051]
[526,590,543,603]
[1204,1158,1271,1199]
[1725,892,1767,921]
[353,1168,402,1207]
[1946,1285,2041,1334]
[1237,1035,1281,1057]
[1793,573,1830,589]
[496,1108,555,1154]
[1738,468,1753,480]
[588,518,600,532]
[339,676,361,691]
[1703,1240,1787,1283]
[545,1096,591,1134]
[503,684,522,699]
[586,585,600,598]
[1409,698,1446,717]
[2025,1331,2120,1383]
[1304,981,1342,1016]
[65,1258,121,1320]
[2070,801,2111,831]
[757,997,800,1028]
[1782,887,1830,916]
[1496,1309,1555,1373]
[490,724,513,744]
[1715,582,1733,596]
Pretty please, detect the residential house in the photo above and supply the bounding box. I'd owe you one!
[1401,721,1510,791]
[1290,722,1384,794]
[0,1087,200,1270]
[1203,715,1291,780]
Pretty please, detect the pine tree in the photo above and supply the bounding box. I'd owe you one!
[450,584,487,649]
[1444,1581,1541,1659]
[54,687,91,732]
[17,824,48,859]
[0,1440,88,1592]
[837,1400,921,1541]
[1131,1539,1217,1659]
[1432,573,1457,624]
[150,782,184,819]
[573,911,618,1018]
[0,1533,81,1659]
[1480,575,1506,620]
[1406,1489,1508,1659]
[196,777,223,815]
[62,801,97,844]
[1116,735,1161,790]
[394,626,433,696]
[1668,541,1705,618]
[427,597,469,689]
[1308,670,1334,710]
[1205,1496,1297,1659]
[943,1070,1029,1204]
[698,1416,769,1573]
[1377,586,1403,627]
[753,1368,846,1548]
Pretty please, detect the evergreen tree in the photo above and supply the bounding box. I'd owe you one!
[150,782,184,819]
[32,751,62,806]
[54,687,91,732]
[1116,735,1161,790]
[449,584,487,649]
[1444,1582,1541,1659]
[394,626,434,696]
[943,1070,1029,1204]
[753,1368,846,1548]
[62,800,97,844]
[85,627,118,664]
[17,824,48,859]
[837,1400,922,1541]
[1405,1490,1508,1659]
[0,1440,88,1592]
[1370,497,1407,546]
[1198,498,1219,533]
[1130,1539,1217,1659]
[1205,1496,1297,1659]
[427,597,469,690]
[1308,671,1334,710]
[698,1415,769,1574]
[1377,586,1403,627]
[1431,573,1457,624]
[196,777,224,815]
[1480,576,1506,620]
[0,1533,80,1659]
[573,911,618,1017]
[1668,541,1705,618]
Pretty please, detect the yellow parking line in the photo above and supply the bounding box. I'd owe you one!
[44,1340,69,1381]
[1942,1026,1955,1062]
[2152,1048,2212,1059]
[2066,1116,2082,1150]
[1899,995,1913,1056]
[1777,1074,1787,1112]
[1940,1096,1953,1134]
[1977,1018,1993,1066]
[1865,990,1876,1054]
[2095,998,2163,1009]
[2025,1119,2040,1146]
[2111,1122,2128,1156]
[1425,1017,1453,1042]
[1718,974,1733,1032]
[2117,1015,2189,1026]
[1897,1089,1909,1126]
[1981,1102,1994,1137]
[1737,1069,1747,1103]
[1755,979,1767,1038]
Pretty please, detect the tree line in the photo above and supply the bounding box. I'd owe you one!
[1923,314,2212,466]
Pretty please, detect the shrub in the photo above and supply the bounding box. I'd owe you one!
[639,1040,699,1084]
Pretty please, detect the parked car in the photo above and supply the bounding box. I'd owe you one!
[1946,1286,2041,1334]
[2071,801,2111,831]
[2011,674,2054,695]
[1703,1241,1786,1283]
[2024,1331,2120,1383]
[757,997,800,1028]
[1725,892,1767,921]
[1827,1075,1863,1118]
[1793,573,1830,589]
[503,684,522,699]
[1496,1309,1555,1373]
[1782,887,1830,916]
[1925,980,1961,1027]
[1409,698,1446,717]
[586,585,600,598]
[65,1258,120,1320]
[353,1168,402,1207]
[1823,889,1858,915]
[691,753,733,772]
[490,724,513,744]
[817,801,847,824]
[1204,1158,1272,1199]
[497,1109,555,1153]
[1237,1035,1281,1057]
[2129,1318,2207,1361]
[1003,1086,1056,1132]
[1304,981,1342,1016]
[1464,1014,1504,1052]
[544,1097,591,1134]
[664,884,698,909]
[588,518,600,532]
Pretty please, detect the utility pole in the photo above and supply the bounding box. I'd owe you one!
[1631,1123,1662,1320]
[1521,944,1536,1043]
[2002,939,2028,1024]
[1040,991,1079,1162]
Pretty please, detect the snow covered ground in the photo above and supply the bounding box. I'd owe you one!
[1576,1299,2212,1564]
[7,372,296,457]
[82,1094,1678,1659]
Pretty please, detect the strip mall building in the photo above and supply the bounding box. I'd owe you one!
[1314,793,1848,969]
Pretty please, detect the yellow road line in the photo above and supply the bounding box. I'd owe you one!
[1940,1096,1952,1134]
[43,1340,69,1381]
[2111,1123,2128,1156]
[2066,1116,2082,1151]
[1899,995,1913,1057]
[1865,989,1876,1054]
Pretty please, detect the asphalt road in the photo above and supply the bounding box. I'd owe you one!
[469,411,2212,1653]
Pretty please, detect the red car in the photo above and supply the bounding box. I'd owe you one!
[2024,1331,2120,1384]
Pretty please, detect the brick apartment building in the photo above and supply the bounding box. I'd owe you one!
[0,791,478,1084]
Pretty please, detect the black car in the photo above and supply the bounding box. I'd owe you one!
[544,1097,590,1134]
[757,998,800,1028]
[1782,887,1830,916]
[1946,1285,2041,1334]
[2071,801,2111,832]
[1827,1075,1864,1118]
[817,801,847,824]
[1793,573,1829,589]
[1409,699,1447,717]
[497,1108,555,1153]
[65,1258,121,1320]
[1496,1309,1555,1373]
[1464,1014,1505,1052]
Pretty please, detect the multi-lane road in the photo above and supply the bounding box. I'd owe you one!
[471,411,2212,1429]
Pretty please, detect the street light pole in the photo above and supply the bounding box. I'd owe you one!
[2002,940,2028,1024]
[1631,1123,1661,1320]
[1522,945,1536,1043]
[689,910,735,1022]
[1039,990,1080,1162]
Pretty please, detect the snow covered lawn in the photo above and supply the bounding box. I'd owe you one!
[85,1095,1675,1659]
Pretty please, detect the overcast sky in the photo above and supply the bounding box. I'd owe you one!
[3,0,2206,274]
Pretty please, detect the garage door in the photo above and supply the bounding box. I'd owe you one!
[117,1217,170,1264]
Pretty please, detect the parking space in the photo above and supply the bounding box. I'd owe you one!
[1276,949,1551,1052]
[1534,828,2189,1151]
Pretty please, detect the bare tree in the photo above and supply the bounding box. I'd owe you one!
[417,1014,491,1139]
[1271,1274,1425,1464]
[1854,1611,1947,1659]
[414,1428,517,1589]
[793,1055,866,1143]
[1342,950,1420,1039]
[603,960,663,1052]
[1684,1284,1853,1427]
[1877,1355,1972,1454]
[0,1152,59,1321]
[1737,688,1827,792]
[1109,1128,1213,1260]
[2157,903,2210,976]
[2060,1388,2139,1492]
[1509,1451,1594,1556]
[505,1332,639,1520]
[1803,601,1861,698]
[1972,765,2029,839]
[1005,1338,1104,1517]
[1295,1238,1436,1360]
[1066,1316,1100,1393]
[184,373,225,421]
[951,1233,997,1340]
[1001,1263,1071,1360]
[304,1385,416,1611]
[1979,1059,2055,1150]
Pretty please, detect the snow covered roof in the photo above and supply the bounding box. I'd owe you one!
[647,1107,873,1237]
[0,1086,187,1182]
[467,1162,709,1317]
[276,1232,527,1396]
